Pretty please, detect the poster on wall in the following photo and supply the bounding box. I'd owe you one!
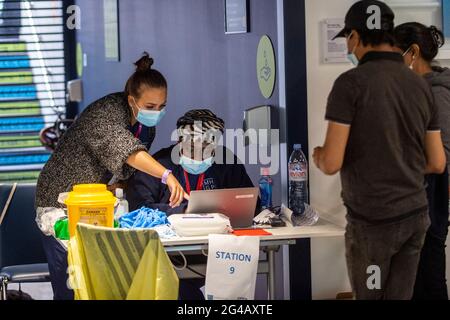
[443,0,450,38]
[224,0,249,34]
[321,19,349,64]
[104,0,120,61]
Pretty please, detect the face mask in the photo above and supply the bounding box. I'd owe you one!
[347,52,359,67]
[346,32,359,67]
[179,155,214,175]
[136,108,166,127]
[402,47,415,70]
[131,97,166,127]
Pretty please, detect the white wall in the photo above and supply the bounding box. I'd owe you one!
[305,0,450,299]
[305,0,355,299]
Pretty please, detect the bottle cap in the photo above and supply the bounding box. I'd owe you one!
[115,188,124,198]
[261,168,271,176]
[294,144,302,150]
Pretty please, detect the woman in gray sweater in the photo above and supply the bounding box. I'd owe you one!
[395,23,450,300]
[36,53,187,299]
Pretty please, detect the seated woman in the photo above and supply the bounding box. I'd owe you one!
[127,109,258,213]
[126,109,259,300]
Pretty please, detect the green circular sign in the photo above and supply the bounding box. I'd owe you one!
[76,42,83,77]
[257,35,276,99]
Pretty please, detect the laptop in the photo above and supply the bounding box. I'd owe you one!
[186,187,259,228]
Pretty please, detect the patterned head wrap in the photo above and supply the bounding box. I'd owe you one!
[176,109,225,144]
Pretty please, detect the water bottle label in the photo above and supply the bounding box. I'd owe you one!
[289,163,307,182]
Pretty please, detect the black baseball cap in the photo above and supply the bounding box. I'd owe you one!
[333,0,395,40]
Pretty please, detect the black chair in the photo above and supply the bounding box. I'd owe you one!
[0,183,50,300]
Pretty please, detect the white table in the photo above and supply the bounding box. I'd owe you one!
[161,218,344,300]
[61,218,344,300]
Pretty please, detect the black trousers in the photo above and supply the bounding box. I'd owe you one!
[40,233,74,300]
[413,170,449,300]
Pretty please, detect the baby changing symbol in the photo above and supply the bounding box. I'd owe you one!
[259,51,272,82]
[257,35,276,99]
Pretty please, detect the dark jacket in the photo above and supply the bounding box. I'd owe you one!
[126,145,259,215]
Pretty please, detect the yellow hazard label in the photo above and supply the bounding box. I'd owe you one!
[79,207,108,227]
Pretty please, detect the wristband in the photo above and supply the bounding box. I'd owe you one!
[161,169,172,185]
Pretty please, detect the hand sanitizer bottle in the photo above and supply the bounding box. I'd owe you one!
[115,188,129,220]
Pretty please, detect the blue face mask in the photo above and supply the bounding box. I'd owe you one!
[132,97,167,127]
[347,52,359,67]
[179,155,214,175]
[346,32,359,67]
[136,108,166,127]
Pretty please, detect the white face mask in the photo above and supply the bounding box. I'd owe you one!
[346,32,359,67]
[402,46,415,70]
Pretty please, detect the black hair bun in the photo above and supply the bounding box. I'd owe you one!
[134,52,154,72]
[429,26,445,49]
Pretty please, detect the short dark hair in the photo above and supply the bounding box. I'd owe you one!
[125,52,167,98]
[354,28,395,47]
[394,23,445,62]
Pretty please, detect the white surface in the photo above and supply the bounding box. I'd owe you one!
[388,0,442,31]
[8,282,53,300]
[205,234,260,300]
[306,0,353,229]
[59,219,344,249]
[311,236,349,300]
[387,0,441,9]
[437,48,450,61]
[161,218,344,247]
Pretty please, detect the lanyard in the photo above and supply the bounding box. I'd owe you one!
[183,171,205,195]
[134,123,143,138]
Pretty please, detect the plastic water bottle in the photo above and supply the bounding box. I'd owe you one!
[259,168,273,210]
[289,144,308,215]
[114,188,129,220]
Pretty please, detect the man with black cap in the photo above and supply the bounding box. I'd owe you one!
[313,0,446,299]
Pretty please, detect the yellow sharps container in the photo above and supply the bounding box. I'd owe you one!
[65,184,116,237]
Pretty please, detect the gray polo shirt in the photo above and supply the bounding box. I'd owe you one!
[326,51,439,223]
[424,66,450,171]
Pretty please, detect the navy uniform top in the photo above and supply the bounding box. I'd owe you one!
[126,145,260,215]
